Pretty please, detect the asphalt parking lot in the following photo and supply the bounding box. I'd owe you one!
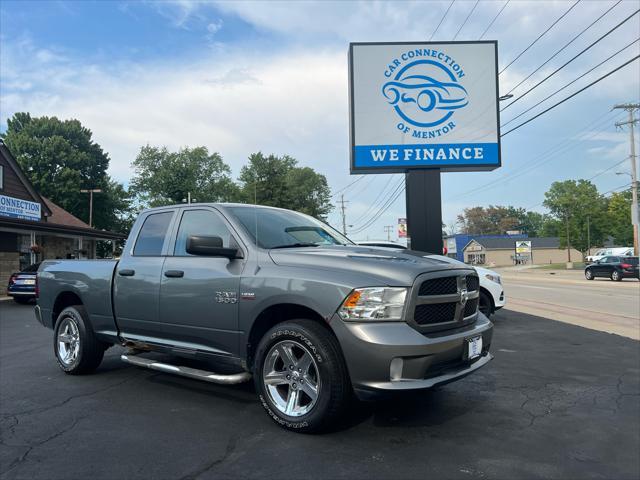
[1,300,639,480]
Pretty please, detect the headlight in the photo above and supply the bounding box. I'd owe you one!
[338,287,407,321]
[484,273,501,284]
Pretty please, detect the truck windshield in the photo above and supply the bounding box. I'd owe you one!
[227,206,353,249]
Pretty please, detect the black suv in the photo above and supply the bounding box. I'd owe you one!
[584,256,639,281]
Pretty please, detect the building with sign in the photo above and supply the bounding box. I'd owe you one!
[462,237,581,266]
[0,141,125,287]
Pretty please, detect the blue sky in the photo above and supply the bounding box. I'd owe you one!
[1,0,639,241]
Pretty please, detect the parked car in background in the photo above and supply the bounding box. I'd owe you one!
[585,247,634,264]
[356,242,505,317]
[7,263,40,303]
[584,256,639,281]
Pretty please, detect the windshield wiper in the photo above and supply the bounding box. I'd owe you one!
[270,243,320,249]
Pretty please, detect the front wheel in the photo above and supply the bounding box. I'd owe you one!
[478,290,493,317]
[611,270,622,282]
[254,319,351,432]
[585,269,594,280]
[54,305,106,374]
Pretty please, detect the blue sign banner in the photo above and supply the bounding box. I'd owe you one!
[0,194,41,221]
[354,143,499,169]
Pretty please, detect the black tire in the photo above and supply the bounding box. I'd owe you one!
[611,270,623,282]
[478,290,493,317]
[585,269,594,280]
[254,319,351,433]
[53,305,105,375]
[13,297,31,304]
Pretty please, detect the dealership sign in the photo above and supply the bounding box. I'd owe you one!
[0,194,41,221]
[349,41,500,173]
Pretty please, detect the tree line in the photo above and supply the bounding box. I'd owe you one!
[1,113,332,235]
[456,180,633,254]
[2,112,633,256]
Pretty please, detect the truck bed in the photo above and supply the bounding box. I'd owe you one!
[38,259,119,340]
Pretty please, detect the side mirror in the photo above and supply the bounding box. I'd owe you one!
[186,235,241,259]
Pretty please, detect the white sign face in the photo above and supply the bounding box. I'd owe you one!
[515,241,532,254]
[0,194,41,221]
[349,41,500,173]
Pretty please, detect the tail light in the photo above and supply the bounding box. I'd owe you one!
[621,263,632,269]
[35,275,40,298]
[8,274,17,285]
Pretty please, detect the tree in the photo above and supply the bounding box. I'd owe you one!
[1,112,131,232]
[543,180,608,256]
[130,146,239,207]
[457,205,523,234]
[607,189,633,246]
[238,152,332,219]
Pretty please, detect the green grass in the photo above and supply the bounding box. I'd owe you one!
[535,262,586,270]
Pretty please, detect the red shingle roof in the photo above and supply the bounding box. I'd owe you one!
[42,197,91,229]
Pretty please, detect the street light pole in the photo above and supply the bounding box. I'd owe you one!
[613,103,639,256]
[80,188,102,228]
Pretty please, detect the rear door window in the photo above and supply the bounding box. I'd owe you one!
[133,211,174,256]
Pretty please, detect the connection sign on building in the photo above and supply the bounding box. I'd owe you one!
[0,194,41,221]
[349,41,500,173]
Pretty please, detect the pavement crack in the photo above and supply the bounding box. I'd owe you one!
[178,435,238,480]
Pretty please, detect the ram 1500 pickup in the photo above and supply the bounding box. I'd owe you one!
[36,203,493,432]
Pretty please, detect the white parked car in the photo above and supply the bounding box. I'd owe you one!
[586,247,634,264]
[357,242,505,317]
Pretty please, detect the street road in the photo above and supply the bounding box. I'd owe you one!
[497,268,640,340]
[1,300,639,480]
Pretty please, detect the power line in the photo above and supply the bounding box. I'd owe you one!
[350,178,404,229]
[502,8,640,111]
[587,158,629,181]
[449,110,622,200]
[504,0,622,97]
[499,0,581,75]
[479,0,510,40]
[453,0,479,40]
[350,174,398,225]
[331,175,364,198]
[429,0,455,41]
[502,38,639,128]
[501,55,640,137]
[350,179,405,234]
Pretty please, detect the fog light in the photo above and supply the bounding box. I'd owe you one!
[390,357,403,381]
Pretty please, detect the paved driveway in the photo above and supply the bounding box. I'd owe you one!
[1,301,639,479]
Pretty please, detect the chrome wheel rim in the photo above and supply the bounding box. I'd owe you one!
[57,317,80,366]
[613,271,620,280]
[262,340,321,417]
[585,270,592,279]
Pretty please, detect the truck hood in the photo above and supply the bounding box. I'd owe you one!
[268,245,473,286]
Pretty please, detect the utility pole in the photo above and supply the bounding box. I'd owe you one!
[80,188,102,228]
[384,225,394,241]
[613,103,639,256]
[587,215,591,257]
[565,213,572,263]
[338,194,349,235]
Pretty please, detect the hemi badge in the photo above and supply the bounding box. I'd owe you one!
[241,292,256,300]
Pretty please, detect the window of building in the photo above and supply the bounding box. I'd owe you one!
[133,211,173,256]
[174,209,232,256]
[468,253,486,265]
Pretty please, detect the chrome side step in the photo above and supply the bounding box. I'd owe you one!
[121,354,252,385]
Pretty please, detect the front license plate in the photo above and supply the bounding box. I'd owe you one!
[467,336,483,360]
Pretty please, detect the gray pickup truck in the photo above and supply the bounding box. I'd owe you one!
[36,203,493,432]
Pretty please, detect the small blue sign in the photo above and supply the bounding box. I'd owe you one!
[0,194,41,221]
[354,143,499,169]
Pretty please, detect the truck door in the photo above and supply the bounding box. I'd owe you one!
[159,208,245,357]
[113,209,176,343]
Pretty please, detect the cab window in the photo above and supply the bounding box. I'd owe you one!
[133,211,174,256]
[174,209,233,256]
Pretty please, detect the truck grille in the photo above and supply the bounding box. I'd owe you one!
[418,277,458,296]
[411,273,480,328]
[414,303,457,325]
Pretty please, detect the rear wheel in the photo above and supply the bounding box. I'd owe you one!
[53,305,106,374]
[254,319,351,432]
[585,269,594,280]
[611,270,622,282]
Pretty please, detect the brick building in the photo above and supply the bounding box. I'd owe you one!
[0,140,125,287]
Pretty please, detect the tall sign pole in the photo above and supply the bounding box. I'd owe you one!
[348,42,501,253]
[80,188,102,228]
[613,103,639,256]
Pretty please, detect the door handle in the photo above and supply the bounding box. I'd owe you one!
[164,270,184,278]
[118,269,135,277]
